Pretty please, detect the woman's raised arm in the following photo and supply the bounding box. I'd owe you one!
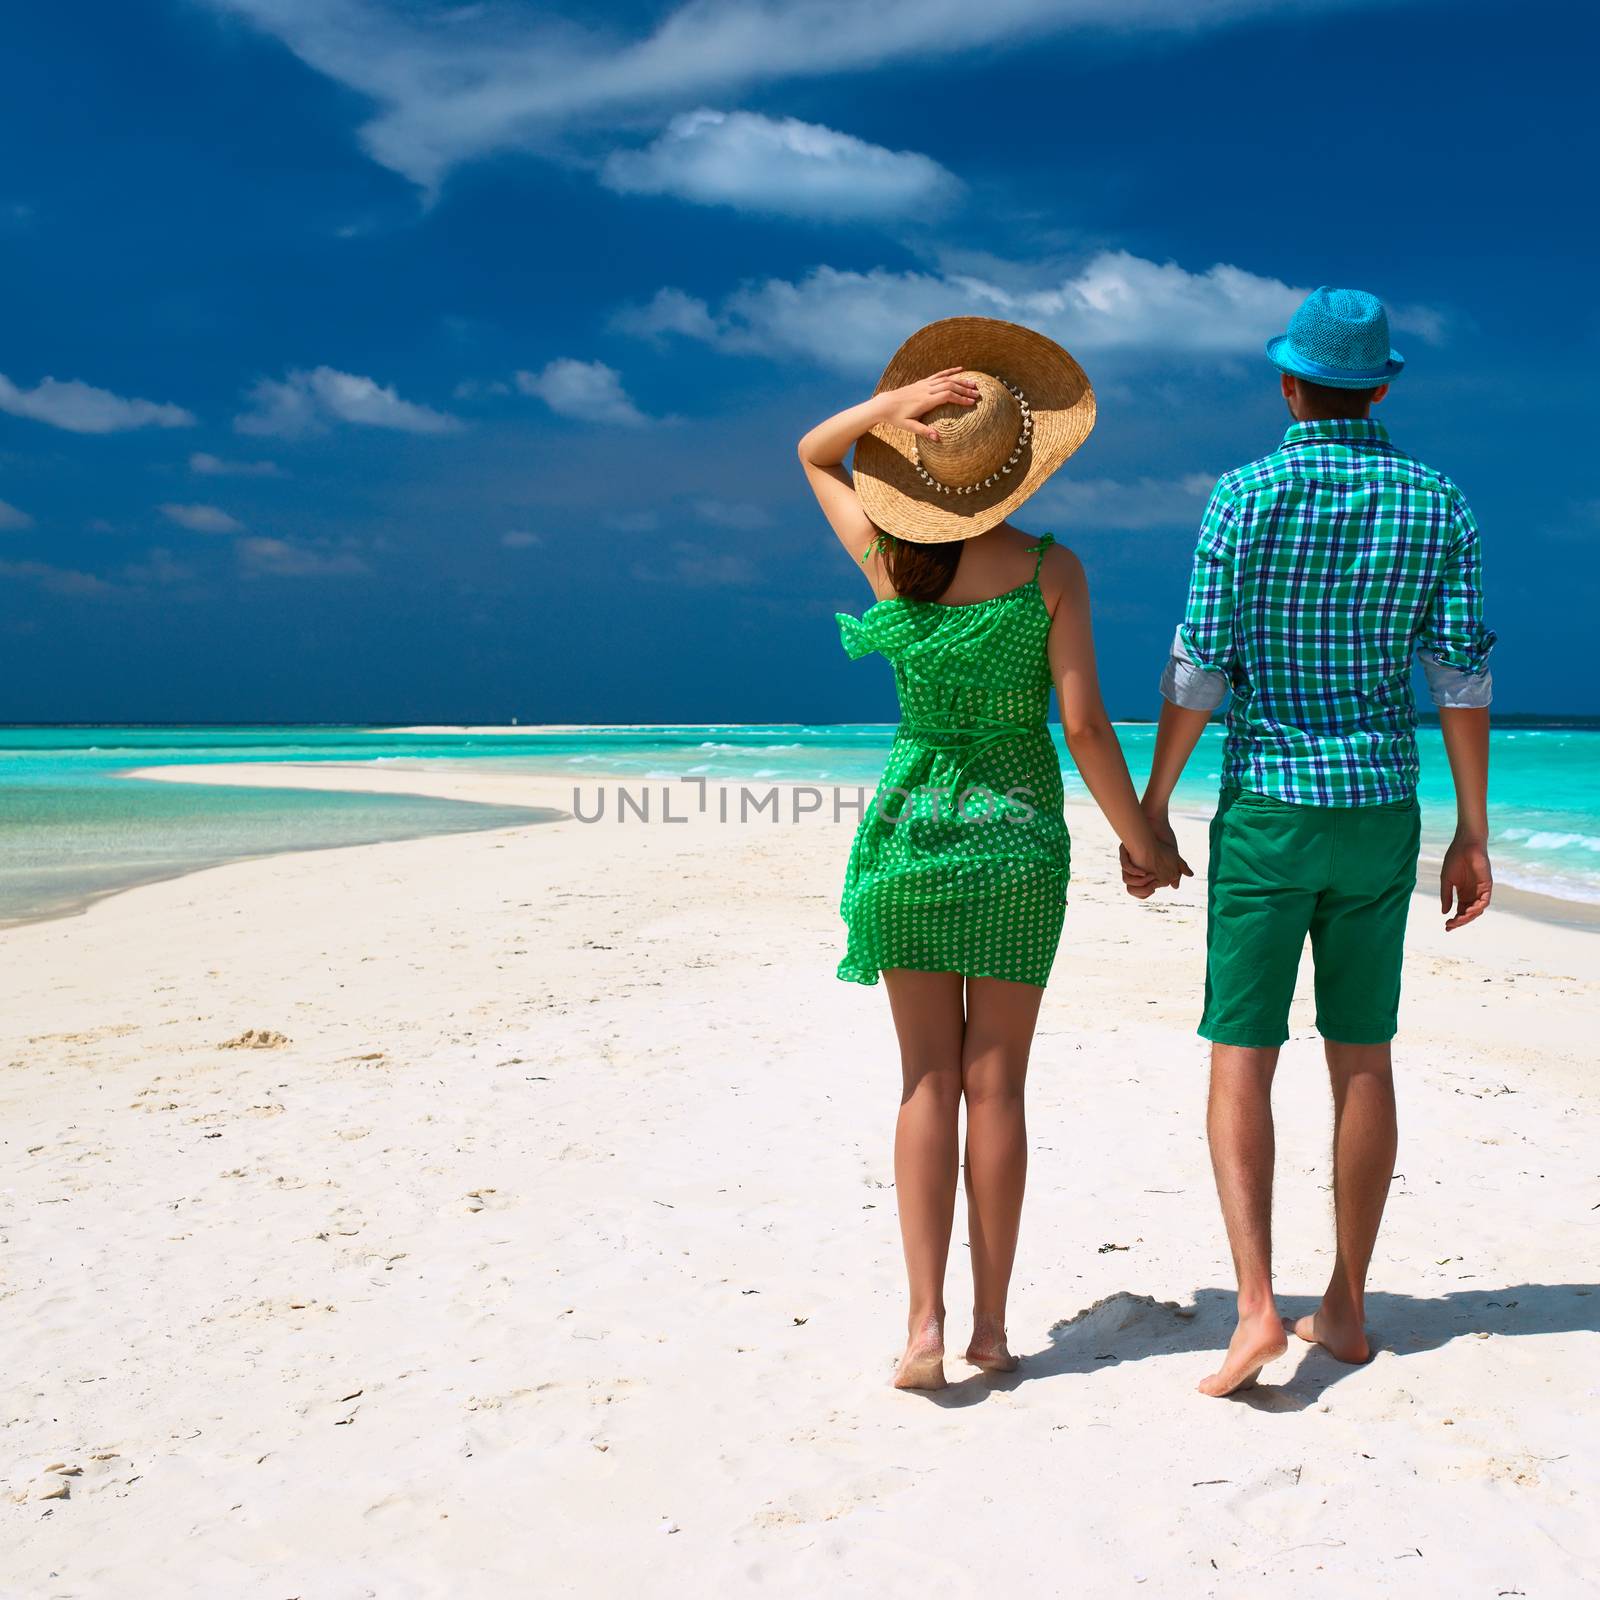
[797,370,978,586]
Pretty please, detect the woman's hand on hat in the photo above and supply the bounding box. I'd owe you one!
[878,368,979,442]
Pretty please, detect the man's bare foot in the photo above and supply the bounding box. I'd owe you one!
[965,1314,1019,1372]
[893,1315,946,1390]
[1197,1308,1288,1397]
[1290,1299,1372,1364]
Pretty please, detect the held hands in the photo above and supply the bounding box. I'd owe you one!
[878,368,979,442]
[1121,817,1494,923]
[1440,833,1492,930]
[1120,809,1192,900]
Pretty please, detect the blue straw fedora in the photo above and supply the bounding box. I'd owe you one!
[1266,286,1404,389]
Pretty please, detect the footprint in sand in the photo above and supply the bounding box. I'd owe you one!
[1049,1290,1197,1345]
[751,1466,915,1528]
[464,1387,542,1412]
[20,1457,135,1503]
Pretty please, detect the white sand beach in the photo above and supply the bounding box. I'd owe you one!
[3,764,1597,1598]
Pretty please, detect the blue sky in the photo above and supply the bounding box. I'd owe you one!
[2,0,1593,723]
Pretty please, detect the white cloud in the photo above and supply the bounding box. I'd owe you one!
[237,535,369,577]
[235,366,461,438]
[604,509,661,533]
[125,547,197,586]
[190,450,283,477]
[500,530,542,548]
[0,372,195,433]
[0,557,113,596]
[159,502,244,534]
[617,251,1331,372]
[1390,302,1447,345]
[452,378,512,401]
[613,288,720,346]
[693,498,772,530]
[197,0,1369,195]
[601,109,957,221]
[0,499,34,531]
[516,360,648,427]
[633,539,754,588]
[1030,473,1215,531]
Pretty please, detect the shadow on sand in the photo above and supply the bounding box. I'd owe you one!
[922,1282,1599,1411]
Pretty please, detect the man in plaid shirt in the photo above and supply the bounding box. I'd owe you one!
[1124,287,1495,1397]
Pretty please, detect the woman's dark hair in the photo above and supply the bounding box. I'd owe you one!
[875,528,962,602]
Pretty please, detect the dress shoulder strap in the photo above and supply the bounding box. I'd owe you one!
[860,532,890,567]
[1029,533,1054,581]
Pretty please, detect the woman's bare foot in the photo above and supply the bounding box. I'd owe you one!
[1197,1307,1288,1397]
[893,1313,947,1390]
[965,1313,1019,1372]
[1290,1297,1372,1364]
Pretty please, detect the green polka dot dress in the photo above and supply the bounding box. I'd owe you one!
[835,535,1070,988]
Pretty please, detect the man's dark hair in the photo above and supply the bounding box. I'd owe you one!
[1293,377,1381,420]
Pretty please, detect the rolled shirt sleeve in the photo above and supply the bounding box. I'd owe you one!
[1417,492,1496,708]
[1420,652,1493,708]
[1160,483,1238,711]
[1160,626,1229,710]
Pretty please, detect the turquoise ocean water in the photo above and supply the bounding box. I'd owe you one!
[0,728,553,926]
[3,724,1598,925]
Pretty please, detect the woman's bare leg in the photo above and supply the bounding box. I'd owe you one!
[961,976,1044,1370]
[882,968,966,1389]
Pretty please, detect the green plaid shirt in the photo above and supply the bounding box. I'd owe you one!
[1166,419,1495,806]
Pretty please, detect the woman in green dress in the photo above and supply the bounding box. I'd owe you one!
[798,318,1189,1389]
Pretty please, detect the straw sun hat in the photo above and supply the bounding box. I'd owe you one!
[852,316,1096,544]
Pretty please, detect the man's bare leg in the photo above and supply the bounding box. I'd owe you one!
[1291,1040,1395,1364]
[1198,1043,1290,1396]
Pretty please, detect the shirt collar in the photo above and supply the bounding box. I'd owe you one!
[1282,418,1391,449]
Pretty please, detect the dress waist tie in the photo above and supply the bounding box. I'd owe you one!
[894,714,1045,815]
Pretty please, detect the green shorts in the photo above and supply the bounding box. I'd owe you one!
[1201,789,1421,1049]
